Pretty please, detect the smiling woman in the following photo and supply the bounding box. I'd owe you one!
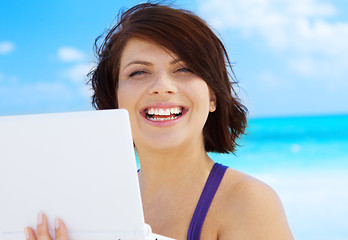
[117,38,215,152]
[25,3,293,240]
[90,3,247,154]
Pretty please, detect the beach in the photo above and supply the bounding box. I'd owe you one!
[211,114,348,239]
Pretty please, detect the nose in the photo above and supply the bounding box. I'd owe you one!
[148,72,177,95]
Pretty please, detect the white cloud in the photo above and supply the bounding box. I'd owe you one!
[0,72,19,86]
[198,0,338,48]
[0,75,92,116]
[257,70,285,90]
[0,80,72,100]
[57,46,86,62]
[57,46,94,96]
[197,0,348,77]
[62,62,95,98]
[0,41,15,54]
[0,72,93,116]
[288,57,321,77]
[64,62,94,83]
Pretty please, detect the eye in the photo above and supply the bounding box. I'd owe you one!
[175,67,193,73]
[129,70,147,78]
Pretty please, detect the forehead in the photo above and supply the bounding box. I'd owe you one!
[120,38,179,65]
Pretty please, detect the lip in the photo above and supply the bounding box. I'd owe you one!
[140,102,188,127]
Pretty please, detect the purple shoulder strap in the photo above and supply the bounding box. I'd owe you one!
[187,163,228,240]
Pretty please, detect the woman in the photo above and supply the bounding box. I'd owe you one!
[26,3,293,239]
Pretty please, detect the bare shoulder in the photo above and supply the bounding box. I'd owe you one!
[214,168,294,240]
[220,168,281,210]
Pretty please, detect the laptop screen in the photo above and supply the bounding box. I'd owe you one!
[0,110,147,239]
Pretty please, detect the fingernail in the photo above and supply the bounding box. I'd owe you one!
[54,218,60,230]
[37,212,43,225]
[24,227,30,239]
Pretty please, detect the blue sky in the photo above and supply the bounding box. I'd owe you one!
[1,0,348,117]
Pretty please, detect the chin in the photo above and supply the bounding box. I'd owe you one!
[136,135,189,153]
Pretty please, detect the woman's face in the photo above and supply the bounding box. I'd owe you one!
[117,38,216,153]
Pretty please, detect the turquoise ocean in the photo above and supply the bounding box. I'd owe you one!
[210,114,348,240]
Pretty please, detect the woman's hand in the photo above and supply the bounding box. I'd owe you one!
[25,213,69,240]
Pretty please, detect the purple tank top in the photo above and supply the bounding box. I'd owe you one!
[187,163,228,240]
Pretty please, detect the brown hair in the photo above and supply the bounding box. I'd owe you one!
[88,2,247,153]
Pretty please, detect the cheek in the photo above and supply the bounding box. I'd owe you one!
[116,88,127,109]
[116,82,135,109]
[117,81,146,114]
[191,82,212,108]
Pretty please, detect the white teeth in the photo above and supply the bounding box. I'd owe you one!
[172,108,181,114]
[146,107,182,116]
[147,108,155,115]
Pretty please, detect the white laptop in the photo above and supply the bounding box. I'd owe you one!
[0,109,174,240]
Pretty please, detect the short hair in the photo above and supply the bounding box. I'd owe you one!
[88,3,247,153]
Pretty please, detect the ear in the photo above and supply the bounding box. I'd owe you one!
[209,89,217,112]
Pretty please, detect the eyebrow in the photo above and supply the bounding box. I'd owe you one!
[125,60,153,68]
[124,59,184,69]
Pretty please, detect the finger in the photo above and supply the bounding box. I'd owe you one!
[54,218,69,240]
[36,212,52,240]
[25,227,37,240]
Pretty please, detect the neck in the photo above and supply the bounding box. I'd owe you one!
[136,140,214,196]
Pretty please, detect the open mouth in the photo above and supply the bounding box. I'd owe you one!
[144,106,184,121]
